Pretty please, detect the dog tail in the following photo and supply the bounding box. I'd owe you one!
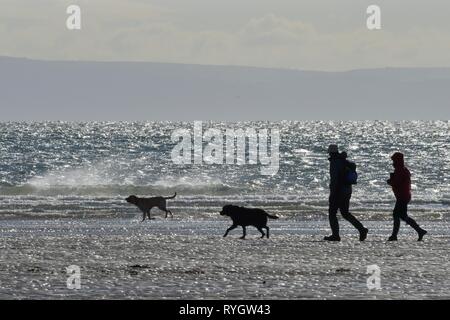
[164,192,177,199]
[266,213,279,219]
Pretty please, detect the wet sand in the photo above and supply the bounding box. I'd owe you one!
[0,218,449,299]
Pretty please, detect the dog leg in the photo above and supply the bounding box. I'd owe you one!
[141,211,146,222]
[163,209,172,219]
[265,226,270,238]
[257,227,265,238]
[158,206,171,219]
[240,226,246,239]
[223,224,237,237]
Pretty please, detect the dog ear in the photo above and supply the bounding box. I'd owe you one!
[126,195,137,203]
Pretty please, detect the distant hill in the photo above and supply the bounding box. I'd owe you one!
[1,57,449,120]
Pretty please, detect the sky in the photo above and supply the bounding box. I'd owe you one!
[1,0,450,71]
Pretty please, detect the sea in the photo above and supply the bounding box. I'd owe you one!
[0,121,448,221]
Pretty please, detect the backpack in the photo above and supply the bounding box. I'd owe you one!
[343,160,358,185]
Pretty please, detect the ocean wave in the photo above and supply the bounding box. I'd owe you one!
[0,192,447,221]
[0,183,238,197]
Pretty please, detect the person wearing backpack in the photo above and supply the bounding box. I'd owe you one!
[387,152,427,241]
[324,145,369,241]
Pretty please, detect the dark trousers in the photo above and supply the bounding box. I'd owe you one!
[328,192,365,236]
[391,200,421,237]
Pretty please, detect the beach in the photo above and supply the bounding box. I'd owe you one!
[1,0,450,304]
[1,217,449,299]
[0,121,448,299]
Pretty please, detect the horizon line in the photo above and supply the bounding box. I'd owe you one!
[2,55,450,74]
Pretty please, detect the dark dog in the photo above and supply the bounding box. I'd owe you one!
[126,193,176,221]
[220,205,279,239]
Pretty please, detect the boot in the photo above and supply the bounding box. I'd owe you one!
[418,229,427,241]
[359,228,369,241]
[387,235,397,241]
[324,235,341,241]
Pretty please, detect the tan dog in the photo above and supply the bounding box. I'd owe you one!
[126,193,176,221]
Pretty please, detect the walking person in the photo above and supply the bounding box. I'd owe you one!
[324,145,368,241]
[387,152,427,241]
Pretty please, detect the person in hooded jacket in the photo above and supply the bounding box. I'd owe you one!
[324,145,368,241]
[387,152,427,241]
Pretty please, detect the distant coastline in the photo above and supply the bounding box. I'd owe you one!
[1,57,450,121]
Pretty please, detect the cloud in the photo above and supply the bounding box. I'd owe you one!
[238,14,316,46]
[0,1,449,71]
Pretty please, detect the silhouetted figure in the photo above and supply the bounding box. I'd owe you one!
[324,145,368,241]
[387,152,427,241]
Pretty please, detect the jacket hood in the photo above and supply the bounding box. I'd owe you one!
[391,152,405,168]
[329,151,346,161]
